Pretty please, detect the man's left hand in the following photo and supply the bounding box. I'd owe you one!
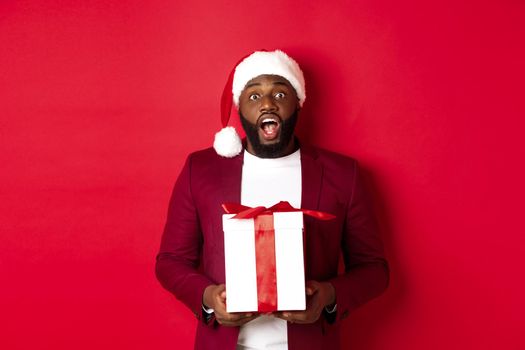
[275,280,336,324]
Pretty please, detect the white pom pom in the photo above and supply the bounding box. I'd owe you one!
[213,126,242,158]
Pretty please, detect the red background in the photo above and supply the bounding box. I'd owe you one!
[1,1,524,349]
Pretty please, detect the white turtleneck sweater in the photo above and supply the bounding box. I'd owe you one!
[236,148,302,350]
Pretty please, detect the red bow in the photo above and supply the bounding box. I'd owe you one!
[222,201,336,221]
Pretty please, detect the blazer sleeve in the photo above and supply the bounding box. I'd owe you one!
[155,154,214,321]
[328,160,389,322]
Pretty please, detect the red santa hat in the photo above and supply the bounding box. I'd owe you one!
[213,50,306,158]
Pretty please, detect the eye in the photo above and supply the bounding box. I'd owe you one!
[249,94,260,101]
[275,92,286,99]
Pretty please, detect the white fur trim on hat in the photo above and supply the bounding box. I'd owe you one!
[213,126,242,158]
[232,50,305,107]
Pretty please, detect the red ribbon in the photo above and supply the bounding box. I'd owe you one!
[223,201,335,311]
[253,213,277,312]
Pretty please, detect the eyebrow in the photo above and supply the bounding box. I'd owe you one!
[245,81,289,88]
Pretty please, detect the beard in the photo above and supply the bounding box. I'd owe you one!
[240,110,299,159]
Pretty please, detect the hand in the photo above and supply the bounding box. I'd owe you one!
[275,280,336,324]
[202,284,259,327]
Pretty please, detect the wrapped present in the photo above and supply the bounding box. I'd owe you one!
[222,201,335,313]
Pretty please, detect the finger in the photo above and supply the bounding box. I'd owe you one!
[282,307,324,324]
[281,311,306,324]
[236,314,259,325]
[280,311,304,321]
[273,312,290,322]
[217,313,258,326]
[281,310,309,317]
[217,311,254,322]
[274,311,302,322]
[273,311,288,321]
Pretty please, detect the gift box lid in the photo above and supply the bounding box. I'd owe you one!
[222,211,304,230]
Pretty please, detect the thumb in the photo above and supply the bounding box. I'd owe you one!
[215,284,226,300]
[305,281,319,296]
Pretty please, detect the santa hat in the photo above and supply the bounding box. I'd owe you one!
[213,50,306,158]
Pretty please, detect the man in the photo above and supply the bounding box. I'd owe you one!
[156,50,389,350]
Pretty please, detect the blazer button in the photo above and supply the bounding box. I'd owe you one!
[341,310,349,319]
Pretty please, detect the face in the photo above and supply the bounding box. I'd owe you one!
[238,74,300,158]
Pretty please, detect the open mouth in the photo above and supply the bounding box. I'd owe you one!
[258,115,281,140]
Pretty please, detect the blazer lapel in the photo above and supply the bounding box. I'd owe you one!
[219,151,244,204]
[300,144,322,211]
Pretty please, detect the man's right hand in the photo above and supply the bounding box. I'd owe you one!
[202,284,259,327]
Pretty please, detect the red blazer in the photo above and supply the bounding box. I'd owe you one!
[156,143,389,350]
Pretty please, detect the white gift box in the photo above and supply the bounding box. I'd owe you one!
[223,211,306,313]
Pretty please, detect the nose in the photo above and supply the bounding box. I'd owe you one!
[259,94,277,113]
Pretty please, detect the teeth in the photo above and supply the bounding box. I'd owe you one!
[262,118,277,123]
